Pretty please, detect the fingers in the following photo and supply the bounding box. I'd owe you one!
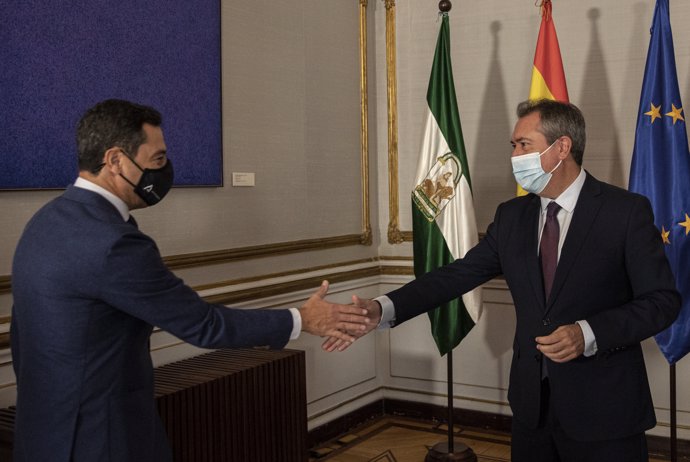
[324,328,356,343]
[321,336,353,352]
[314,280,329,300]
[337,321,371,337]
[535,324,584,363]
[352,295,382,325]
[337,305,370,317]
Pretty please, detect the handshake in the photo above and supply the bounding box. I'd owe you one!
[298,280,382,352]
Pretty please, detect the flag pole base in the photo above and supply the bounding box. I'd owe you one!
[425,441,477,462]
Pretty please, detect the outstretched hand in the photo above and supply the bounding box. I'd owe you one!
[299,281,372,343]
[321,295,382,352]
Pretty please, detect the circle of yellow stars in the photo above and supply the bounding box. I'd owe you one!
[661,213,690,245]
[645,102,685,124]
[642,102,688,244]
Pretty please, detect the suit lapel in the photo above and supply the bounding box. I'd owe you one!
[524,195,546,310]
[545,173,603,313]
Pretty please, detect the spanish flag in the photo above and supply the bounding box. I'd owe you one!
[518,0,569,195]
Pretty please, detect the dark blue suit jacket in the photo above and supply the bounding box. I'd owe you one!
[387,173,680,441]
[10,185,293,461]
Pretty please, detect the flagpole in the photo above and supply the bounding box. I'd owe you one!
[671,363,677,462]
[423,2,475,459]
[447,349,454,453]
[425,348,478,462]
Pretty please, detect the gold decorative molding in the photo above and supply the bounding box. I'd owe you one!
[163,234,365,270]
[0,315,9,350]
[202,267,382,305]
[359,0,372,245]
[382,0,412,244]
[0,276,10,295]
[0,235,363,295]
[383,0,404,244]
[194,257,379,292]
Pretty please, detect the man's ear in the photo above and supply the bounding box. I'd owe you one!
[557,136,573,160]
[101,147,123,174]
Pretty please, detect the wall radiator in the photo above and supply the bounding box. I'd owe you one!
[0,348,308,462]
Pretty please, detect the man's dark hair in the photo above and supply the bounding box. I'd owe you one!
[516,99,586,165]
[77,99,162,173]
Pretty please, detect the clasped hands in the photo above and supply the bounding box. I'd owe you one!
[299,281,380,351]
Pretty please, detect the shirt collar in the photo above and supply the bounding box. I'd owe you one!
[74,177,130,221]
[540,168,586,214]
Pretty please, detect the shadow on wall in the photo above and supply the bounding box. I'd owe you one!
[578,8,627,188]
[472,21,514,230]
[621,2,651,186]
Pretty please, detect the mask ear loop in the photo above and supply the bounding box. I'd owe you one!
[545,138,563,174]
[538,138,560,158]
[116,149,146,188]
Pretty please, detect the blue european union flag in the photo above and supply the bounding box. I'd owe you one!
[629,0,690,364]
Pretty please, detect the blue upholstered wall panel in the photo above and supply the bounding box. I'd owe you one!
[1,1,222,189]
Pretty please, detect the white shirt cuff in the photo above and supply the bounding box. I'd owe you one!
[289,308,301,340]
[375,295,395,329]
[576,320,597,357]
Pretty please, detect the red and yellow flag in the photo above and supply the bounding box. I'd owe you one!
[518,0,569,195]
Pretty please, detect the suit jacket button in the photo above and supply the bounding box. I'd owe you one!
[534,353,542,361]
[542,318,551,326]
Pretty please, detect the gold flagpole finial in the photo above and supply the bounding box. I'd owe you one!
[535,0,552,21]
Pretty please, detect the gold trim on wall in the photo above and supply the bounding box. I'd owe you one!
[382,0,412,244]
[0,314,9,350]
[359,0,372,245]
[384,0,405,244]
[0,235,366,295]
[163,234,365,270]
[202,267,383,305]
[0,276,10,295]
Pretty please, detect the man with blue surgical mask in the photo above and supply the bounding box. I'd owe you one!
[326,99,680,462]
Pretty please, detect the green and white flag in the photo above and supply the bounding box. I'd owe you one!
[412,13,481,356]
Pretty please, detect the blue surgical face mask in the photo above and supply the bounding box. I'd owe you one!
[511,140,561,194]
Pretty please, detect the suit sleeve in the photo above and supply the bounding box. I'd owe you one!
[98,231,293,349]
[387,205,505,326]
[586,194,680,351]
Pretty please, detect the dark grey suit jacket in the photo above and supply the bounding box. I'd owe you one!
[11,186,293,461]
[387,173,680,441]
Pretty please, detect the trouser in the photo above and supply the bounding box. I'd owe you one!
[510,378,648,462]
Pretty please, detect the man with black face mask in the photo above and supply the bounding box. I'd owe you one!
[10,99,371,462]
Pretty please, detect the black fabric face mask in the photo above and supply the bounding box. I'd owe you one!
[120,156,174,206]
